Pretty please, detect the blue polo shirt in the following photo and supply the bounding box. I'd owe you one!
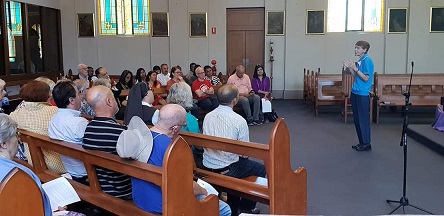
[351,54,374,96]
[132,131,171,214]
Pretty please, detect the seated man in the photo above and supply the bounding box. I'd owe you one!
[192,66,219,111]
[227,65,262,126]
[73,64,88,80]
[123,104,231,216]
[202,84,266,215]
[82,85,132,199]
[48,81,89,185]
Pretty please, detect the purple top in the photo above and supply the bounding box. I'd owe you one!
[251,77,271,99]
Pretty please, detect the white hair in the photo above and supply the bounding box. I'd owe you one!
[0,114,17,144]
[34,77,56,91]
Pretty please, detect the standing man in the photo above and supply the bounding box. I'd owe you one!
[343,40,374,151]
[203,84,266,215]
[227,65,262,126]
[73,64,88,80]
[157,63,170,86]
[48,81,89,184]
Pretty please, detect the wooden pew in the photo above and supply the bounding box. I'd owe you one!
[180,118,307,215]
[153,86,168,96]
[0,167,45,216]
[374,73,444,123]
[314,73,343,116]
[305,68,320,111]
[303,68,309,102]
[18,129,220,216]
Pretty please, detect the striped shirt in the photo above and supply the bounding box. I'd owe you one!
[202,105,249,168]
[82,117,132,198]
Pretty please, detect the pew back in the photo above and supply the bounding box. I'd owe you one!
[374,73,444,123]
[314,74,343,116]
[19,130,219,216]
[180,118,307,215]
[0,167,45,216]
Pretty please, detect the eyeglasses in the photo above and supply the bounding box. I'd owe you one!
[174,71,183,74]
[170,123,187,130]
[79,87,90,94]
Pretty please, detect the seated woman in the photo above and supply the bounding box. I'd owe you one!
[146,70,166,106]
[35,77,56,106]
[192,66,219,111]
[75,79,95,117]
[166,82,203,166]
[124,82,159,125]
[251,64,272,122]
[251,64,271,100]
[166,66,185,93]
[116,70,134,91]
[204,65,222,86]
[0,114,52,215]
[9,81,66,174]
[135,68,147,84]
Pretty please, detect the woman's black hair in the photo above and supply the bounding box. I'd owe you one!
[253,64,266,79]
[119,70,133,88]
[135,68,146,83]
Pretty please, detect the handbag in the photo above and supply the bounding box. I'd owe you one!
[265,109,279,122]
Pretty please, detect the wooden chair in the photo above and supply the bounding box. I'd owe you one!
[0,167,45,216]
[341,74,354,123]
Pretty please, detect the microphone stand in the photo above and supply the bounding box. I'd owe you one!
[386,62,433,215]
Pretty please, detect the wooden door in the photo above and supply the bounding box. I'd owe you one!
[227,8,264,78]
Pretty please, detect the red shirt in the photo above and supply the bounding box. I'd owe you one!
[192,79,212,100]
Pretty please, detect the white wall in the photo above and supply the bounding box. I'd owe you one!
[58,0,444,99]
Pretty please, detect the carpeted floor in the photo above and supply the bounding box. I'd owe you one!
[249,100,444,215]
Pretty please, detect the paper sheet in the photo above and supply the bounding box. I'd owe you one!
[197,178,219,196]
[262,98,272,113]
[42,177,81,212]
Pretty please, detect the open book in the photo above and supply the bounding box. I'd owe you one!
[42,177,81,212]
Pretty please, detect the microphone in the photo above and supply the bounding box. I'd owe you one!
[411,61,414,68]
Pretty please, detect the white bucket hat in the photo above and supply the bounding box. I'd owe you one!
[117,116,153,163]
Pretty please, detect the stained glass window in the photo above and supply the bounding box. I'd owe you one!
[5,1,22,62]
[99,0,150,35]
[328,0,384,32]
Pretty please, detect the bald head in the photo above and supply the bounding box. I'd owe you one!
[86,85,118,117]
[217,84,239,106]
[235,65,245,78]
[156,104,187,129]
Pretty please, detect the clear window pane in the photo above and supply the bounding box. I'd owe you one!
[347,0,363,31]
[364,0,384,32]
[27,4,44,73]
[327,0,346,32]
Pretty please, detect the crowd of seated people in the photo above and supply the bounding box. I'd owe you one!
[0,61,275,215]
